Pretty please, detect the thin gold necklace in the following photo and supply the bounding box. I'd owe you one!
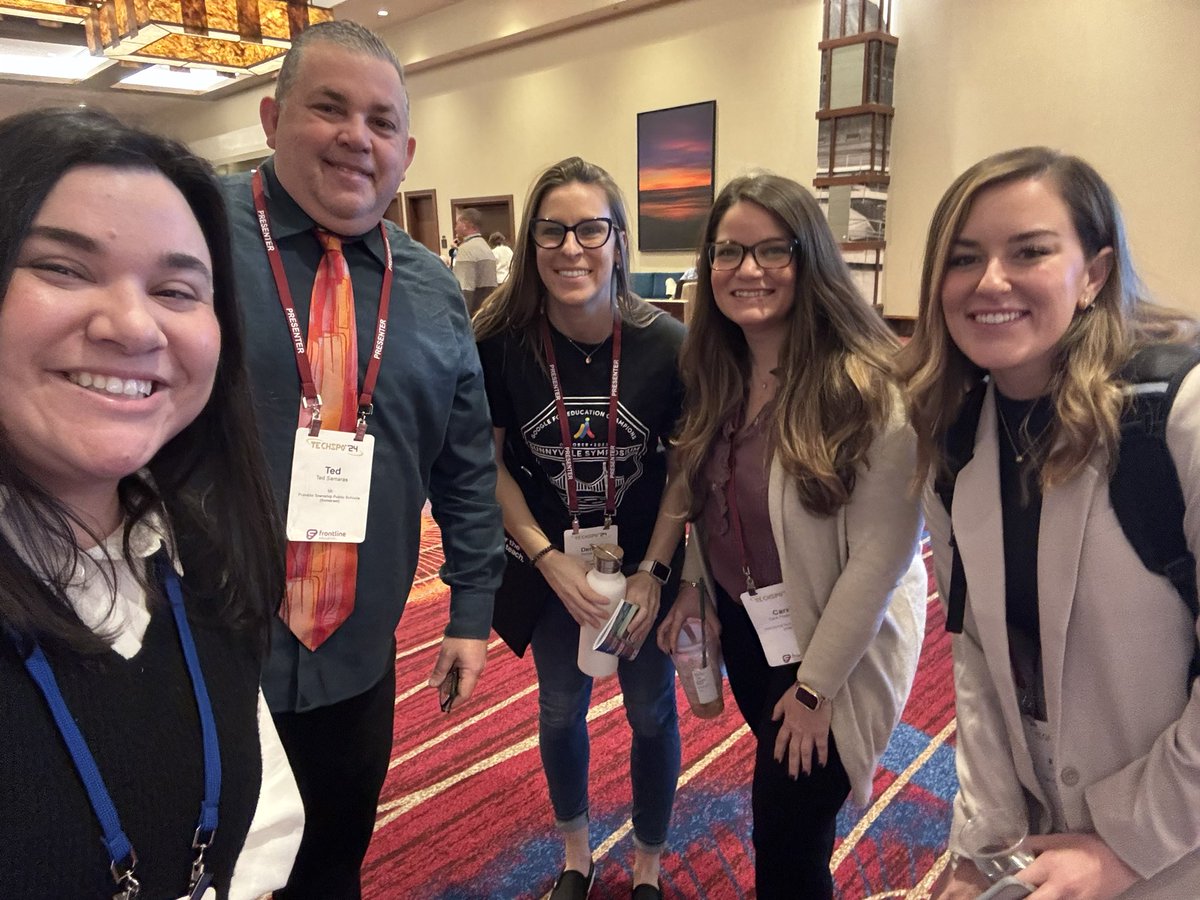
[563,334,609,364]
[996,401,1052,464]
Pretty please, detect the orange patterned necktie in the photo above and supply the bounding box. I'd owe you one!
[280,230,360,650]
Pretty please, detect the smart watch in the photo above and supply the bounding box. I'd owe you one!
[793,682,825,711]
[636,559,672,585]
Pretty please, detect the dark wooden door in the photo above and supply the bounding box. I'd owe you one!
[404,189,440,254]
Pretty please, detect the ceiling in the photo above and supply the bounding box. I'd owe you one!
[0,0,461,122]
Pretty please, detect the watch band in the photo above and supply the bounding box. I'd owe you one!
[793,681,825,711]
[636,559,671,584]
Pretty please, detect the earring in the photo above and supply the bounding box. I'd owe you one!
[1078,292,1092,311]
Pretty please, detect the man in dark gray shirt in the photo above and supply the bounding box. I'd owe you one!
[222,20,502,899]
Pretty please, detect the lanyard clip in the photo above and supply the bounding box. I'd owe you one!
[190,826,215,889]
[303,393,323,437]
[355,403,373,441]
[110,853,140,900]
[603,514,613,529]
[742,565,757,597]
[571,516,580,535]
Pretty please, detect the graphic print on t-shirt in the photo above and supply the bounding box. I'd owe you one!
[521,396,650,515]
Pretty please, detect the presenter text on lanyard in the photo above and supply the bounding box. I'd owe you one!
[252,171,389,544]
[539,312,622,563]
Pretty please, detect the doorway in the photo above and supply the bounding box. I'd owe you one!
[450,195,515,246]
[384,196,404,230]
[404,189,440,255]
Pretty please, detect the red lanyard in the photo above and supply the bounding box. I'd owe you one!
[252,170,393,438]
[539,311,622,532]
[725,407,759,595]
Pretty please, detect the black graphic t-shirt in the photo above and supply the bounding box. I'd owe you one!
[478,311,686,567]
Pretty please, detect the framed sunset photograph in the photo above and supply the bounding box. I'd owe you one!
[636,100,716,251]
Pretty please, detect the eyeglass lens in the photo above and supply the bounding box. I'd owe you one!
[531,218,613,249]
[709,239,795,270]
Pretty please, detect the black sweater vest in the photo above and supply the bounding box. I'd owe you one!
[0,590,262,899]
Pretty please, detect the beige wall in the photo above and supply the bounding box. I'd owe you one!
[163,0,1200,314]
[888,0,1200,316]
[165,0,822,273]
[400,0,819,272]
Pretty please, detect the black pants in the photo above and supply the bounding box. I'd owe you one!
[272,661,397,900]
[715,584,852,900]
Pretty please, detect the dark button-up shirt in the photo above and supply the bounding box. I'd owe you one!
[223,161,503,713]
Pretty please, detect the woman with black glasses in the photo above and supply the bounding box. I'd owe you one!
[657,172,927,899]
[473,157,686,900]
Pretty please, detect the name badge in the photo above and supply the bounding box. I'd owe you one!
[562,524,618,565]
[286,429,375,543]
[741,582,802,666]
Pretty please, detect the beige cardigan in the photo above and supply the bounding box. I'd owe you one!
[683,404,928,805]
[926,371,1200,895]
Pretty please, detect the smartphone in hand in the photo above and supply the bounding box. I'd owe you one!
[439,667,460,713]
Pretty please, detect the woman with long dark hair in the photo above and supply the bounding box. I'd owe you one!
[0,108,301,898]
[658,172,927,899]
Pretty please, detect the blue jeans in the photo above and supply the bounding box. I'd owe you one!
[529,594,681,851]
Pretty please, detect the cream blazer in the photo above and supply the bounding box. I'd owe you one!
[684,403,928,805]
[925,371,1200,896]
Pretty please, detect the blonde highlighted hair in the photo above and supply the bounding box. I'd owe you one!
[673,172,899,518]
[900,146,1198,490]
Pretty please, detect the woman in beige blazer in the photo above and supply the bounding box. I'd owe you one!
[904,147,1200,899]
[658,172,927,899]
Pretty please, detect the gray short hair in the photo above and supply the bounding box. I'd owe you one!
[457,207,483,229]
[276,21,408,115]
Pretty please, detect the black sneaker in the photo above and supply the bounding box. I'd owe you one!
[549,862,595,900]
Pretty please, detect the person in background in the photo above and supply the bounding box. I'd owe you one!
[903,146,1200,899]
[0,108,302,899]
[453,207,498,313]
[221,21,504,899]
[474,157,686,900]
[489,231,514,283]
[658,172,927,900]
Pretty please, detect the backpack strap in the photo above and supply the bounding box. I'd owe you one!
[936,380,988,634]
[1113,344,1200,682]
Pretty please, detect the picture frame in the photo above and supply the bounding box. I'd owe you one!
[636,100,716,252]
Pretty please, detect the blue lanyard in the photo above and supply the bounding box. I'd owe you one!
[15,552,221,897]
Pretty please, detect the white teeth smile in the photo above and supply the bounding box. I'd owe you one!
[973,311,1025,325]
[557,270,589,277]
[67,372,153,398]
[733,290,771,298]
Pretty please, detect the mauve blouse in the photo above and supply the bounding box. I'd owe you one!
[700,404,784,601]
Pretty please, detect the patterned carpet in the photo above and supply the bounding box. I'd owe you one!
[362,517,957,898]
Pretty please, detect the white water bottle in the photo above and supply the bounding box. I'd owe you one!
[578,543,624,678]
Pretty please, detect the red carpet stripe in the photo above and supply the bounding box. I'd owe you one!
[363,519,956,898]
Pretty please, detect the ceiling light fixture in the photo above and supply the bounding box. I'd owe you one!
[0,0,342,76]
[96,0,336,75]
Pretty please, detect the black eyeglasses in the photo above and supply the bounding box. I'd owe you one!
[707,238,799,271]
[530,217,615,250]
